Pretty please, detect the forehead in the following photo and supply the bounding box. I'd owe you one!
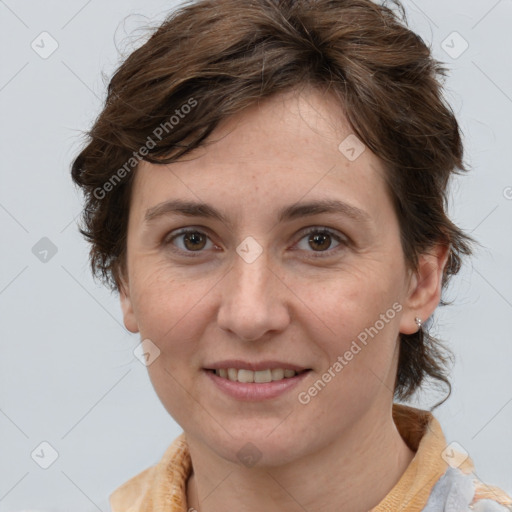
[131,87,390,223]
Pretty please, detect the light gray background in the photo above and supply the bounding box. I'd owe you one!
[1,1,511,511]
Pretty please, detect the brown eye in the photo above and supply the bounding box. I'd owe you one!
[295,227,347,257]
[182,231,207,251]
[164,228,213,254]
[308,231,332,251]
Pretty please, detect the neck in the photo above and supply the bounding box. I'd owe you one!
[185,404,416,512]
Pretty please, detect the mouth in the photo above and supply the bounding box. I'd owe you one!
[204,366,312,401]
[204,367,311,383]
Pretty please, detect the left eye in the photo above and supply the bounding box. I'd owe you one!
[164,227,346,256]
[294,227,346,256]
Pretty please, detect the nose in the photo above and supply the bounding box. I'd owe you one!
[216,247,290,342]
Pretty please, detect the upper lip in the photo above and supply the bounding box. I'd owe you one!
[204,360,310,372]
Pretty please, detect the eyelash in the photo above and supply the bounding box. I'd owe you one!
[163,226,348,259]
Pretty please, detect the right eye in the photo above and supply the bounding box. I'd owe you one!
[163,228,216,256]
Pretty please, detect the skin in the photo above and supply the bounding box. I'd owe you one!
[119,85,449,512]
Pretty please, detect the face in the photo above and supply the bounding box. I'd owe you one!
[120,86,423,467]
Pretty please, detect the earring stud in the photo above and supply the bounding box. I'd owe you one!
[415,317,422,329]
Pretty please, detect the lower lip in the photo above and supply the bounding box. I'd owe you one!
[204,369,311,401]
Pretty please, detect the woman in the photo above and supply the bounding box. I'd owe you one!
[71,0,512,510]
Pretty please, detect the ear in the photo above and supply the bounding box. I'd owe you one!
[118,276,139,334]
[399,243,450,335]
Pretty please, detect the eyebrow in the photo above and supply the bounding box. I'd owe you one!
[144,198,371,229]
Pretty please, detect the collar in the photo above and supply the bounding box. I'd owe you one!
[109,403,476,511]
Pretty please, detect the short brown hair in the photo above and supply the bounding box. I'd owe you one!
[71,0,475,407]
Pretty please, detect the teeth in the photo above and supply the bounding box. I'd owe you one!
[271,368,284,380]
[238,369,254,383]
[254,369,272,383]
[214,368,300,382]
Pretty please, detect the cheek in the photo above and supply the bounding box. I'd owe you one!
[303,265,402,330]
[130,267,182,338]
[304,273,402,379]
[130,259,191,326]
[131,271,210,417]
[129,263,219,363]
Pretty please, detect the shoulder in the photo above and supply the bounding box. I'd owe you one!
[422,466,512,512]
[109,465,156,512]
[108,433,190,512]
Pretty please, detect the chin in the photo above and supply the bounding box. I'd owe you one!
[199,425,312,469]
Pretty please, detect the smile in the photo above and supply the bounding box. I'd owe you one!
[209,367,308,383]
[204,368,311,401]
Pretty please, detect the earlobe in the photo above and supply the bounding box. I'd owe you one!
[119,281,139,334]
[399,243,450,335]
